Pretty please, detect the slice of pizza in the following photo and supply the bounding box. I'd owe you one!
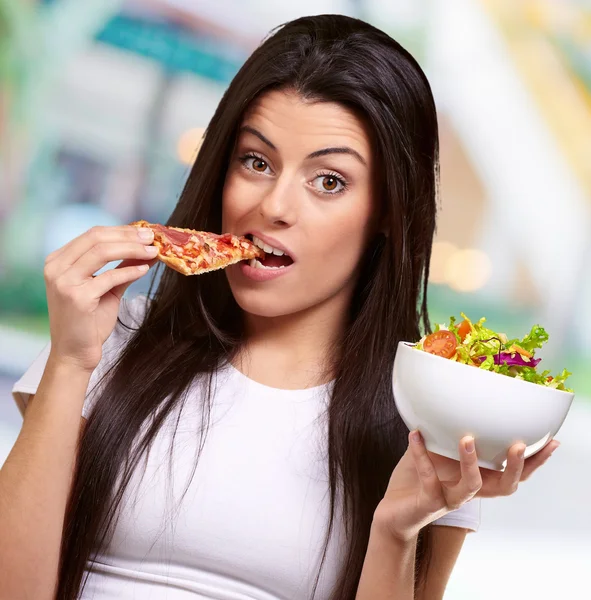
[130,220,265,276]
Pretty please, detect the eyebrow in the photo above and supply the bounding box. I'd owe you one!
[239,125,367,166]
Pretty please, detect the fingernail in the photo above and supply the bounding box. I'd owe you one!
[518,446,526,460]
[138,228,154,241]
[465,437,475,453]
[411,431,422,444]
[145,245,158,255]
[137,264,149,272]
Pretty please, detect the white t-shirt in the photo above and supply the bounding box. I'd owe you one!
[12,295,480,600]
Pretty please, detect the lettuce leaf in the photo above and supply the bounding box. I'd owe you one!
[518,325,549,353]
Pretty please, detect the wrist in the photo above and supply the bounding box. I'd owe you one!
[370,521,418,551]
[47,351,98,377]
[372,501,420,545]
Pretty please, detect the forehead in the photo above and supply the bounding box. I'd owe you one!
[240,89,371,157]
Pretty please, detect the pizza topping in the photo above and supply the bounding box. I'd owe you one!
[217,233,234,243]
[153,224,192,247]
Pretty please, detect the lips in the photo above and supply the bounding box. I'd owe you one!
[239,259,294,281]
[246,232,295,262]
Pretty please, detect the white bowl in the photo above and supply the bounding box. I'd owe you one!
[392,341,575,470]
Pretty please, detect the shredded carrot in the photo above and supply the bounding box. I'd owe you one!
[509,344,533,359]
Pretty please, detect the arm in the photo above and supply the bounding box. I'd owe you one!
[355,524,468,600]
[0,359,90,600]
[0,225,155,600]
[356,520,417,599]
[416,526,468,600]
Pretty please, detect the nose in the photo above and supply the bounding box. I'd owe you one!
[258,176,298,228]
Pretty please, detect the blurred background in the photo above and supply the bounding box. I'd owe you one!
[1,0,590,597]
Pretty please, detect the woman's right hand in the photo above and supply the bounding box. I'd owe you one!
[43,225,158,372]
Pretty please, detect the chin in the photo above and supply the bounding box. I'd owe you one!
[224,264,348,320]
[229,286,304,318]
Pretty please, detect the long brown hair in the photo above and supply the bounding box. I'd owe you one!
[58,15,439,599]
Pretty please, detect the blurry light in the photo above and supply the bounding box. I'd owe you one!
[429,241,459,284]
[177,128,206,165]
[445,249,492,293]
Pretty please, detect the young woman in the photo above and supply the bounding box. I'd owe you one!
[4,14,558,600]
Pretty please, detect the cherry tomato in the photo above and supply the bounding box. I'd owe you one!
[457,319,471,341]
[423,330,458,358]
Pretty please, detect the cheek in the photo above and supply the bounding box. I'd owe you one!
[222,170,256,229]
[309,205,374,273]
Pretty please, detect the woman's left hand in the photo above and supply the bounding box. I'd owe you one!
[373,431,560,542]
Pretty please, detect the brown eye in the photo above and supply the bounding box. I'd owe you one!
[253,159,268,172]
[323,176,338,191]
[312,173,346,195]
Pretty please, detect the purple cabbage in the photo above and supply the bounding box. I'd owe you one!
[477,352,541,368]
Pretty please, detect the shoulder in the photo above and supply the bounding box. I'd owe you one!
[83,294,151,418]
[11,294,152,418]
[119,294,151,327]
[105,294,151,348]
[95,294,151,376]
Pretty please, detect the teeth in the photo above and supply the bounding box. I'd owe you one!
[252,235,285,257]
[250,258,286,270]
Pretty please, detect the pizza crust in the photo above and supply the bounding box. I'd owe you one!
[156,250,194,276]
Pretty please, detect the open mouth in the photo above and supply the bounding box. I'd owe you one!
[246,234,294,270]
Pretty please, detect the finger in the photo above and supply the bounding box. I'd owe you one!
[446,436,482,508]
[109,258,159,299]
[45,226,134,267]
[116,257,159,270]
[409,431,443,499]
[45,245,67,265]
[88,262,153,300]
[497,443,526,495]
[64,242,158,283]
[520,440,560,481]
[44,230,99,265]
[45,226,155,278]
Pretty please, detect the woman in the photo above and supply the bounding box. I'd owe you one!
[4,14,557,600]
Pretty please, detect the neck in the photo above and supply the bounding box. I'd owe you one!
[236,294,349,389]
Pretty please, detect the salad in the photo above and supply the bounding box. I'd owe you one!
[414,313,573,392]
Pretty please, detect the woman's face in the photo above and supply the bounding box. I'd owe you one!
[222,89,376,320]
